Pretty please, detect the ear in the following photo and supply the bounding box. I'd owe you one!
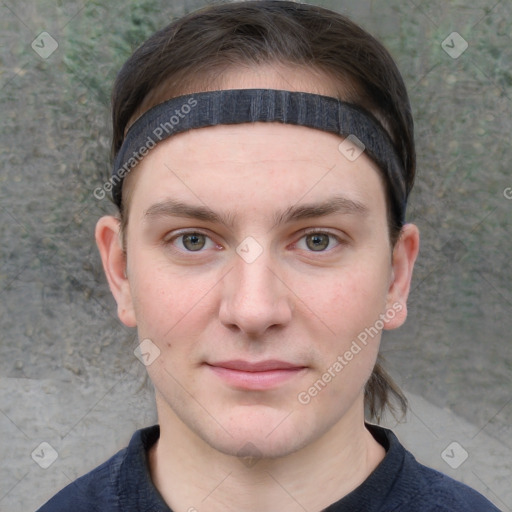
[95,215,137,327]
[384,223,420,330]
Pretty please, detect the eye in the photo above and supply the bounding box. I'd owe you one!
[296,231,342,252]
[170,231,216,252]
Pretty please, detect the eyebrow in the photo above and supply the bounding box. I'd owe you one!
[272,195,368,228]
[143,195,368,230]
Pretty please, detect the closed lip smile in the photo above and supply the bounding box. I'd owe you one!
[205,360,308,390]
[206,359,306,371]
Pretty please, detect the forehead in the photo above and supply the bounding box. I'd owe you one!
[126,63,347,132]
[125,122,388,228]
[120,63,386,215]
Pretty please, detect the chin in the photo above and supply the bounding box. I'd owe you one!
[207,431,307,461]
[197,406,319,460]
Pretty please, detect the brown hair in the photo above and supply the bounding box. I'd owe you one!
[111,0,415,421]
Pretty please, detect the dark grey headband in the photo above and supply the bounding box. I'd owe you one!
[112,89,407,220]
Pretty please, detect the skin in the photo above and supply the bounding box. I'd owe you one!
[96,67,419,512]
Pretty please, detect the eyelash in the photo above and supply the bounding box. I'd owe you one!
[165,229,345,255]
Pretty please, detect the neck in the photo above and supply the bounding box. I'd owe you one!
[148,396,386,512]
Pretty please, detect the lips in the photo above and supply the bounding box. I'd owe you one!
[207,359,305,372]
[205,360,307,390]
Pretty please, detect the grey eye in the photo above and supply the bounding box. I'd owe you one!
[182,233,207,251]
[305,233,331,251]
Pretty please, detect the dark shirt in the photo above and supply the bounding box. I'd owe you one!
[36,424,501,511]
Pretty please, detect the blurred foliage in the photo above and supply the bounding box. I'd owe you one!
[61,0,166,106]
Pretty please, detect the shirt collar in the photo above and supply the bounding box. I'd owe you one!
[115,423,401,512]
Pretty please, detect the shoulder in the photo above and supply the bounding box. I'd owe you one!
[35,446,127,512]
[400,462,500,511]
[362,425,500,512]
[391,439,501,511]
[35,426,161,512]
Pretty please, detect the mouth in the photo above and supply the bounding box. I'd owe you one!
[204,360,308,390]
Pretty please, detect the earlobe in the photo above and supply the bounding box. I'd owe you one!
[384,223,420,330]
[95,216,137,328]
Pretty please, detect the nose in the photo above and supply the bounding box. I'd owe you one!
[218,245,293,337]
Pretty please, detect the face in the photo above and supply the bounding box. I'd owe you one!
[97,67,418,460]
[118,120,404,455]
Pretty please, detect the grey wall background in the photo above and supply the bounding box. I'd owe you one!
[0,0,511,511]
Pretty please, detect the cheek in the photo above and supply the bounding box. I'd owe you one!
[290,255,390,401]
[295,264,388,409]
[128,254,219,345]
[293,258,391,341]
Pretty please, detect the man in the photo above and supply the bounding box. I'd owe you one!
[38,1,500,510]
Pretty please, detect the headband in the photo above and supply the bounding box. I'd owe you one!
[112,89,407,220]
